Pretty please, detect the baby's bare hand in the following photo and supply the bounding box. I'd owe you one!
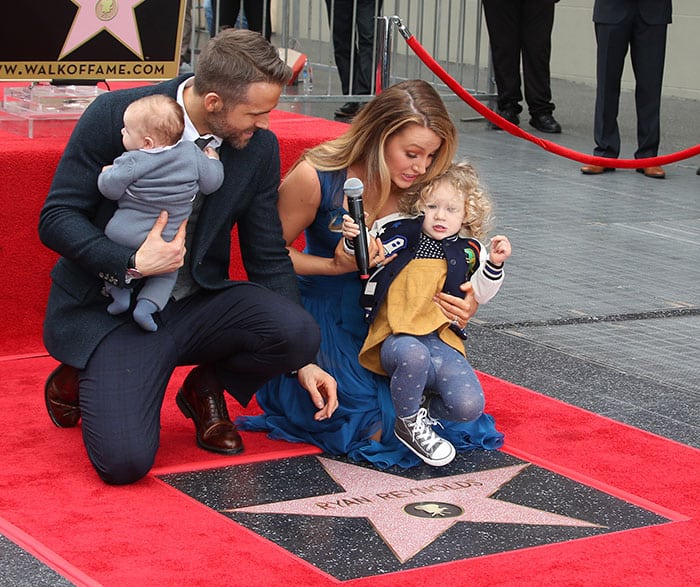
[203,146,220,160]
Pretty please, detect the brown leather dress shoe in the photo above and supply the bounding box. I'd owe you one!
[45,364,81,428]
[581,164,615,175]
[176,366,243,455]
[636,166,666,179]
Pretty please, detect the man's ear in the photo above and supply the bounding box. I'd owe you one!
[203,92,224,112]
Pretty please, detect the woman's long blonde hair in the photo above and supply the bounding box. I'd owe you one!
[298,80,457,223]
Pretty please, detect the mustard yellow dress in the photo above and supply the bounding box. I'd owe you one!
[359,259,465,375]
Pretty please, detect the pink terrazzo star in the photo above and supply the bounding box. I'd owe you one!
[60,0,146,59]
[227,457,602,563]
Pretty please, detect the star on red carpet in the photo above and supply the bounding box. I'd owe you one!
[225,457,601,563]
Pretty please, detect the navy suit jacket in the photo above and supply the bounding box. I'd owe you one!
[38,75,299,368]
[593,0,672,25]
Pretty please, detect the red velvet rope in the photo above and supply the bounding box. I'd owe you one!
[404,35,700,168]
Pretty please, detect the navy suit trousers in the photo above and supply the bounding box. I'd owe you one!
[77,282,319,484]
[593,12,668,159]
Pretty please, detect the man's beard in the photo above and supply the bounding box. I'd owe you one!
[226,130,254,150]
[208,112,255,150]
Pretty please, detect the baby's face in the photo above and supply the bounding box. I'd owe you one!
[120,108,147,151]
[420,182,466,240]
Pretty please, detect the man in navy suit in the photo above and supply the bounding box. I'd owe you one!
[39,29,337,485]
[581,0,672,178]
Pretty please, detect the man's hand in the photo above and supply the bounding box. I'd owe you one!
[133,211,187,277]
[297,364,338,421]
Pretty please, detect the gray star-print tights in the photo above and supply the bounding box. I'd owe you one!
[380,332,485,421]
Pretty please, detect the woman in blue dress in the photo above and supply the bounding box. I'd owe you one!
[238,80,503,468]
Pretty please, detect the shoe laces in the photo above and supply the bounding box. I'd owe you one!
[408,408,442,450]
[426,414,443,429]
[419,394,442,428]
[200,390,231,421]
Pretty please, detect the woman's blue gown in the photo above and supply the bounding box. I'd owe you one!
[237,170,503,469]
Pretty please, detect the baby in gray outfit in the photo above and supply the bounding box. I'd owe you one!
[98,94,224,331]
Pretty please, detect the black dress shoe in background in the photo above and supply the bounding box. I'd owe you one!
[529,113,562,133]
[334,101,362,120]
[176,366,243,455]
[45,364,81,427]
[489,108,519,130]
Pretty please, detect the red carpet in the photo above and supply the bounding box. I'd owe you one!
[1,355,698,586]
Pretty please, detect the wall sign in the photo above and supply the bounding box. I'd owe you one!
[1,1,186,81]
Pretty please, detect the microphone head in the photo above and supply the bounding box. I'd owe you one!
[343,177,364,198]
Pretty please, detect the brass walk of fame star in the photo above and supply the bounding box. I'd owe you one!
[223,457,604,563]
[61,0,147,59]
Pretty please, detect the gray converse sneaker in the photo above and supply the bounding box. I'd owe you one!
[394,408,456,467]
[419,392,432,410]
[419,392,442,428]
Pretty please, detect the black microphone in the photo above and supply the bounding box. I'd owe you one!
[343,177,370,280]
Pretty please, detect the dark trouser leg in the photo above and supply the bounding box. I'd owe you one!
[243,0,272,40]
[593,19,632,158]
[483,0,524,113]
[163,284,320,406]
[521,0,555,116]
[80,283,319,485]
[79,322,177,485]
[211,0,242,33]
[629,18,667,159]
[326,0,354,94]
[352,0,383,95]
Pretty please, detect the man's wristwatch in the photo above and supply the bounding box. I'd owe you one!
[125,253,143,284]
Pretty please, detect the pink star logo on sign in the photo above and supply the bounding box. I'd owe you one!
[60,0,146,59]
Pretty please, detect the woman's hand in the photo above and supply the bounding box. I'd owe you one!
[296,364,339,421]
[332,236,365,273]
[341,214,398,270]
[369,235,396,269]
[339,214,396,271]
[433,282,479,330]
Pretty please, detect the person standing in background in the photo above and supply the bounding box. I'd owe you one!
[210,0,272,40]
[325,0,383,120]
[581,0,672,179]
[482,0,562,134]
